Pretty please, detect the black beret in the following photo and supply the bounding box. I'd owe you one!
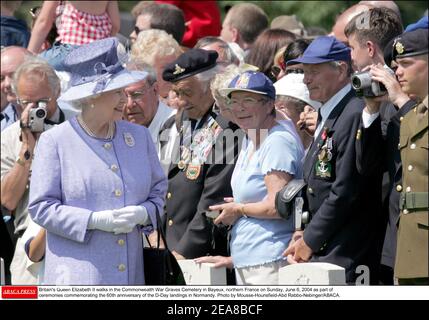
[392,28,428,60]
[162,48,218,82]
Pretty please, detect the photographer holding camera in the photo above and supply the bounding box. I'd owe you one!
[344,7,418,284]
[0,56,74,284]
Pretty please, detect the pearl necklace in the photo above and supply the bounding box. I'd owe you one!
[77,115,115,140]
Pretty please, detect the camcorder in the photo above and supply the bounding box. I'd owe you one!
[351,66,395,98]
[28,101,47,132]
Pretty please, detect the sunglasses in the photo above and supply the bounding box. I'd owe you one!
[29,6,41,19]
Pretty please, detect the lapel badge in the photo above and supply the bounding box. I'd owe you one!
[186,164,201,180]
[124,132,135,147]
[173,64,186,75]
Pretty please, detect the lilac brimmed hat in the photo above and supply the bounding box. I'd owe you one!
[59,37,147,102]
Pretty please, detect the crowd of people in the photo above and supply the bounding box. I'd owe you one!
[1,1,427,286]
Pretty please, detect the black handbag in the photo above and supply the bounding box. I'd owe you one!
[143,205,185,285]
[275,179,310,230]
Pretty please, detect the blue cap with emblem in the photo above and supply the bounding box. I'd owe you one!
[220,71,276,100]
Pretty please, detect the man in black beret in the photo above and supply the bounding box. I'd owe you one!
[391,28,428,285]
[159,49,243,273]
[362,28,429,285]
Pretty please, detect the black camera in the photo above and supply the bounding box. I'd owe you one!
[275,179,310,231]
[351,66,395,98]
[28,101,47,132]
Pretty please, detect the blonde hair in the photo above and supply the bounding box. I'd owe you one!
[273,46,287,67]
[130,29,182,66]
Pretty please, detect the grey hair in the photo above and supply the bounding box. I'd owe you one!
[12,56,61,96]
[126,60,157,85]
[276,95,307,113]
[328,60,353,77]
[194,64,224,93]
[194,36,240,65]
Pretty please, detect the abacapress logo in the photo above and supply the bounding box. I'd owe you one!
[1,286,38,299]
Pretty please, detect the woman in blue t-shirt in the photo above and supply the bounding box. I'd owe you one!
[210,71,304,285]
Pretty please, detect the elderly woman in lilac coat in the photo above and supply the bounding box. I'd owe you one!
[28,38,167,285]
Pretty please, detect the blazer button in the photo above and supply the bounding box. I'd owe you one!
[118,264,126,272]
[396,185,402,192]
[111,164,118,172]
[117,239,125,246]
[405,186,411,192]
[399,116,404,122]
[410,143,416,150]
[167,192,172,200]
[114,189,122,197]
[403,209,409,214]
[408,165,413,171]
[104,143,112,150]
[168,219,173,226]
[308,187,314,194]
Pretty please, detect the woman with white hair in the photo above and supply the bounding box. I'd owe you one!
[28,38,167,285]
[130,29,183,106]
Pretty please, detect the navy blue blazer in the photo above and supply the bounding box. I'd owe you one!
[302,89,383,283]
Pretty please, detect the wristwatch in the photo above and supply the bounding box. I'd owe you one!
[16,150,31,166]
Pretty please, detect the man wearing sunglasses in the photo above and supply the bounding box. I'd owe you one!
[129,2,185,45]
[1,56,75,284]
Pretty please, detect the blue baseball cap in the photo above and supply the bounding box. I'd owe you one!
[405,16,428,32]
[287,36,351,66]
[220,71,276,100]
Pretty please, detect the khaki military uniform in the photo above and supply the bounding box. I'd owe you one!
[395,96,428,282]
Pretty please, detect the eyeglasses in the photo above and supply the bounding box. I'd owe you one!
[124,86,153,102]
[228,97,267,109]
[17,97,51,108]
[285,68,304,75]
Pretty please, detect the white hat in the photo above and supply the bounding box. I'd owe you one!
[273,73,321,110]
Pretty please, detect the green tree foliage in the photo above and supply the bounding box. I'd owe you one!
[15,1,428,35]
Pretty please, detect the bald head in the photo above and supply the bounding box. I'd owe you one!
[331,4,372,44]
[359,1,401,21]
[1,46,33,105]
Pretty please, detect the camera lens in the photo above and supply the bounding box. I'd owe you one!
[351,76,362,89]
[35,108,46,118]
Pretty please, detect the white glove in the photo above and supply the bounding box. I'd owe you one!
[112,205,149,234]
[87,210,115,232]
